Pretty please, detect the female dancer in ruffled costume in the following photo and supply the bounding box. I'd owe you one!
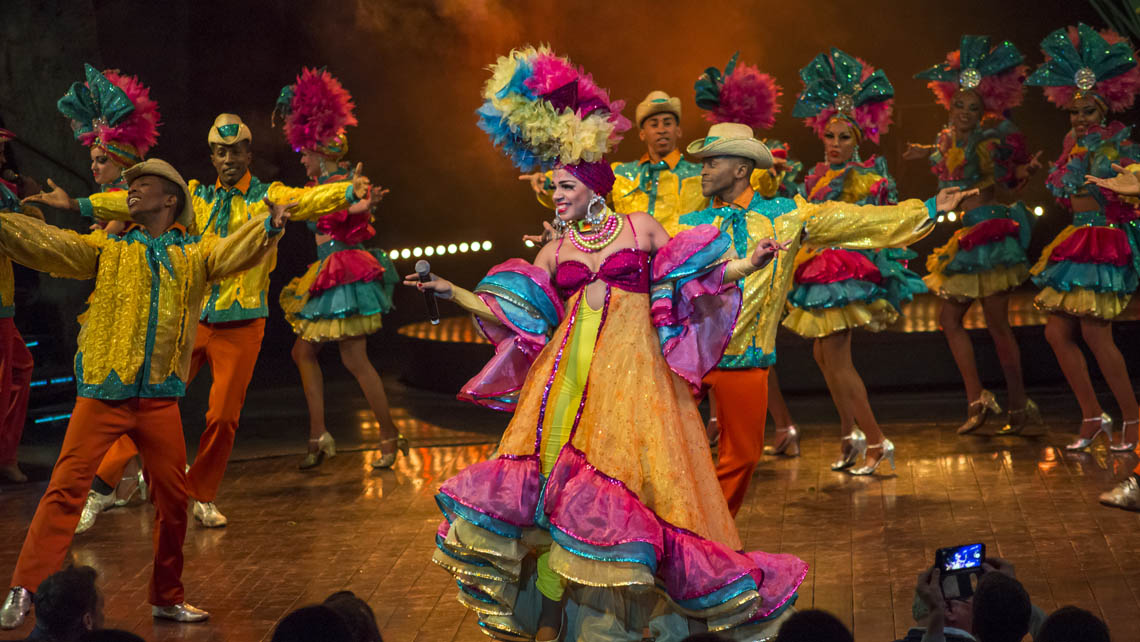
[904,36,1040,436]
[272,69,404,470]
[416,47,807,641]
[34,64,161,531]
[1022,25,1140,479]
[778,49,925,472]
[693,52,803,449]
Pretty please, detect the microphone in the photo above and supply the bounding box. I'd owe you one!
[415,259,440,325]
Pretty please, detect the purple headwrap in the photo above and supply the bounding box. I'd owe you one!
[557,158,615,196]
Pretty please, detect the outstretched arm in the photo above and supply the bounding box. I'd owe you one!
[203,198,289,280]
[261,161,371,221]
[0,211,100,279]
[802,188,977,249]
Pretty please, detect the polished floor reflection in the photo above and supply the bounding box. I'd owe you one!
[2,387,1140,641]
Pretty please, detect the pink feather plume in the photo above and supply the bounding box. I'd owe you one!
[703,62,781,131]
[803,56,893,144]
[927,50,1027,116]
[283,68,358,152]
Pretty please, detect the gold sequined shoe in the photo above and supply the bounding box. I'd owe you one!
[957,390,1001,435]
[372,434,409,469]
[299,432,336,470]
[0,586,31,629]
[764,426,800,457]
[1099,475,1140,511]
[996,399,1044,436]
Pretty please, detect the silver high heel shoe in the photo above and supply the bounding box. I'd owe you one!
[114,470,148,507]
[299,432,336,469]
[764,425,800,457]
[957,390,1001,435]
[372,434,410,469]
[1065,413,1113,451]
[849,439,896,476]
[1110,419,1139,452]
[831,428,867,471]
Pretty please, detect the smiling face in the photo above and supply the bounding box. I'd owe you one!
[1068,95,1105,138]
[300,149,324,178]
[89,146,122,186]
[822,118,858,165]
[551,168,594,222]
[638,113,681,159]
[949,89,984,135]
[210,140,252,188]
[126,174,177,222]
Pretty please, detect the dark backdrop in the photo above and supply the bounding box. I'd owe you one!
[0,0,1115,388]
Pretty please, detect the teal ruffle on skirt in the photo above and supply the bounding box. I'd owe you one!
[299,248,397,321]
[944,236,1028,275]
[1032,259,1139,294]
[874,249,928,311]
[787,278,885,310]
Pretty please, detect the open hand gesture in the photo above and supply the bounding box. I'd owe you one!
[521,220,563,246]
[351,162,372,199]
[902,143,932,161]
[749,237,790,269]
[263,197,297,229]
[518,173,547,195]
[21,178,76,211]
[935,186,980,213]
[1086,163,1140,196]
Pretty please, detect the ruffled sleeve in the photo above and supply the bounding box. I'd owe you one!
[649,225,741,393]
[458,259,564,411]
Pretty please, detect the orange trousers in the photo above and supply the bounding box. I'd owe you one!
[94,318,265,502]
[12,397,188,605]
[703,367,769,516]
[0,318,33,466]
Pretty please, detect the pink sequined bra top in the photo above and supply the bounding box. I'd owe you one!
[554,215,650,298]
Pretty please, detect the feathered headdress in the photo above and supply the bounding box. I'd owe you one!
[273,67,357,158]
[915,35,1027,116]
[57,64,161,168]
[477,45,630,193]
[1027,23,1140,113]
[793,48,894,144]
[694,52,782,131]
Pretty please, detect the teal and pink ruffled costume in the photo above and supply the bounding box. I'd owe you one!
[279,165,396,342]
[783,156,926,336]
[436,226,806,640]
[1031,123,1140,319]
[921,119,1035,301]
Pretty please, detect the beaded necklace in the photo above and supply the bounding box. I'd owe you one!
[568,210,623,253]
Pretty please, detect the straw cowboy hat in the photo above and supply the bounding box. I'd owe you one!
[635,90,682,126]
[207,113,252,146]
[686,122,774,169]
[123,158,197,233]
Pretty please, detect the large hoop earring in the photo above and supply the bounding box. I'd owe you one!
[586,195,606,227]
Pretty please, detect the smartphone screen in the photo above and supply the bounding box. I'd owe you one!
[937,543,984,572]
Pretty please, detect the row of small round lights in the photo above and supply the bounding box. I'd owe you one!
[938,205,1048,225]
[388,240,494,261]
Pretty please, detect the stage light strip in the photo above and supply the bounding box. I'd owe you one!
[388,240,493,261]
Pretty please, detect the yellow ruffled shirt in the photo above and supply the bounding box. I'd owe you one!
[78,171,356,323]
[0,212,281,399]
[680,189,936,368]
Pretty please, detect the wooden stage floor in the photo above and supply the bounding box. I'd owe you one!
[2,387,1140,641]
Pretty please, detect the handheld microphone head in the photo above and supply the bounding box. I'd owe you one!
[415,259,431,280]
